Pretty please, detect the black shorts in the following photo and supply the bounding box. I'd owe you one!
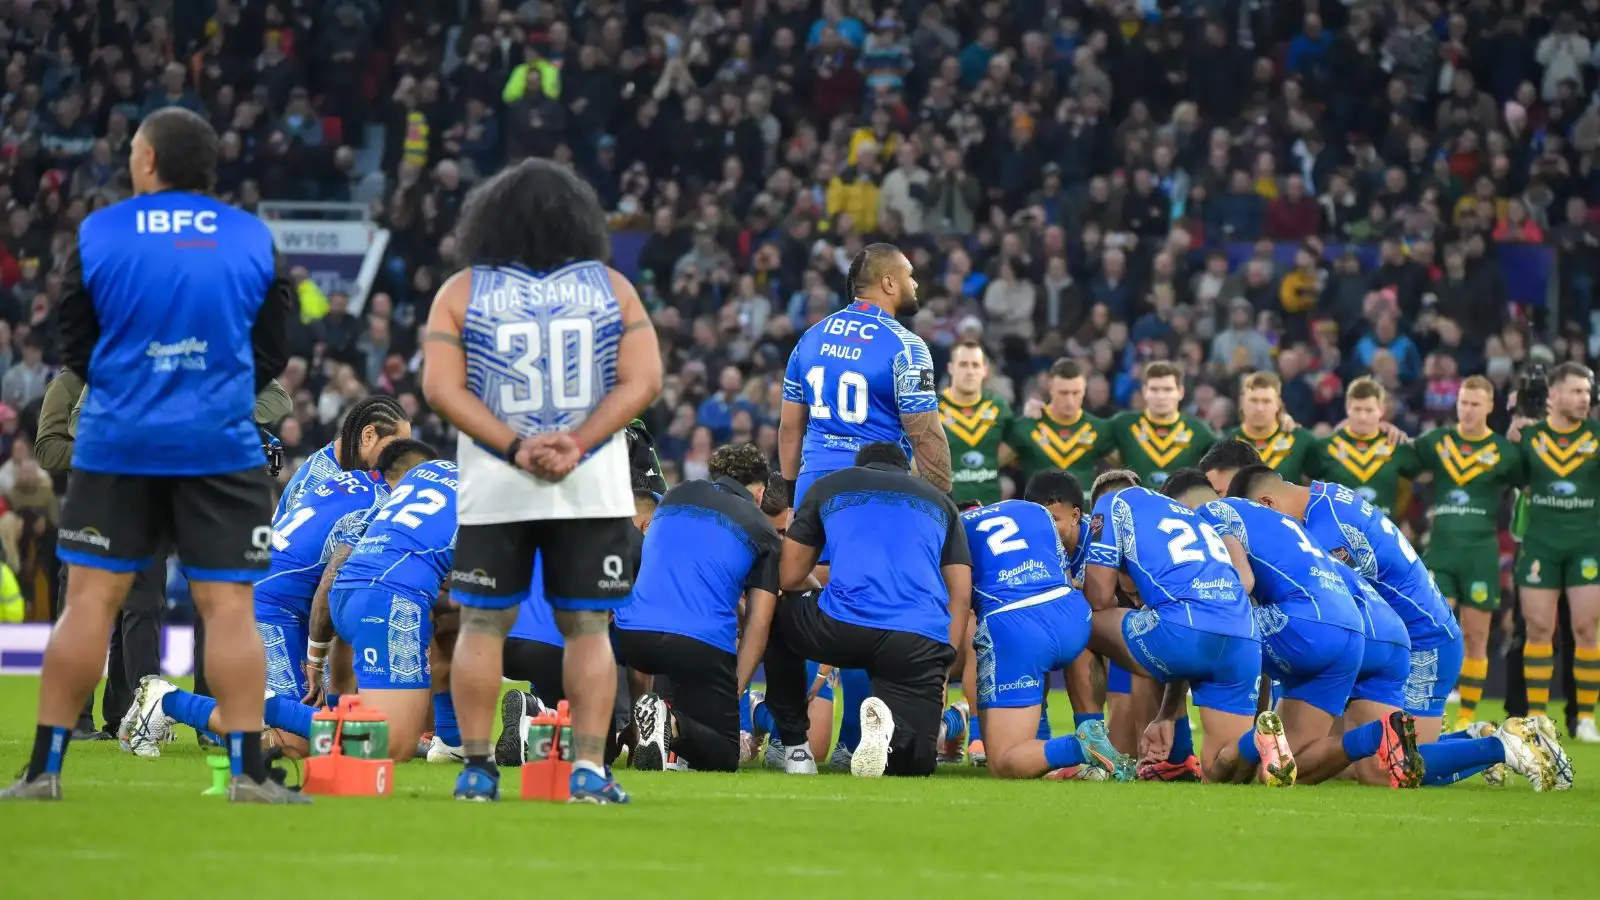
[451,518,635,612]
[58,468,274,583]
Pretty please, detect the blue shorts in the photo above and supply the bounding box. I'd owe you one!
[806,660,835,703]
[330,587,434,691]
[257,618,308,698]
[1122,608,1261,716]
[1403,636,1465,719]
[975,594,1093,710]
[1257,610,1363,717]
[1351,637,1410,709]
[1106,660,1132,694]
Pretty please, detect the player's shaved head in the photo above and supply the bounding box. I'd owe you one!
[1160,468,1218,507]
[376,438,438,484]
[848,242,919,314]
[855,441,910,469]
[1024,470,1085,512]
[1226,463,1282,501]
[1090,468,1140,506]
[1199,440,1264,493]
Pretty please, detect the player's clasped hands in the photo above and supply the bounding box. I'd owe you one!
[1140,718,1175,765]
[514,432,583,481]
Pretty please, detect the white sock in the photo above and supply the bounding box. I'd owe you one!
[574,760,605,777]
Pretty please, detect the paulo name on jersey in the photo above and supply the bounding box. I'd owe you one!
[961,499,1077,619]
[256,470,388,624]
[784,302,936,482]
[333,460,460,605]
[1200,497,1363,634]
[1086,486,1254,639]
[1300,481,1457,650]
[457,261,631,524]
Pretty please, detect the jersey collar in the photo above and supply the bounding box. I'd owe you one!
[711,475,754,501]
[849,301,893,320]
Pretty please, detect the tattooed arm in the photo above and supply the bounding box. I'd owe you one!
[902,410,953,493]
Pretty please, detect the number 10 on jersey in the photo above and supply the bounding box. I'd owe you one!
[805,366,868,424]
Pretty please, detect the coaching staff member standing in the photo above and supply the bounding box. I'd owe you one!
[616,443,781,773]
[765,441,971,778]
[2,108,299,803]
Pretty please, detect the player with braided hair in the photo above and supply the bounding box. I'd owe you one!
[277,395,413,516]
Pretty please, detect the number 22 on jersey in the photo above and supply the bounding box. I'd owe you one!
[376,484,449,528]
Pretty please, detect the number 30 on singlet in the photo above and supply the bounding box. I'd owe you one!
[495,320,596,414]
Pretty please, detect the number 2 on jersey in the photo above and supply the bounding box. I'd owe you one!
[975,516,1028,555]
[376,485,448,528]
[805,366,868,424]
[496,319,595,414]
[1378,516,1421,563]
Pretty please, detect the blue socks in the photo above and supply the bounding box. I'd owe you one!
[752,698,776,736]
[1235,728,1262,766]
[969,710,983,743]
[942,705,966,741]
[739,690,753,733]
[432,692,461,746]
[1437,729,1472,742]
[1169,717,1195,763]
[264,694,314,739]
[1043,735,1087,770]
[1419,737,1504,787]
[1036,706,1052,741]
[1073,712,1104,729]
[164,688,218,733]
[27,724,70,779]
[1340,719,1385,761]
[835,669,872,751]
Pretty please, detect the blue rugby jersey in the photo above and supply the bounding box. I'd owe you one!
[1200,497,1363,634]
[61,192,292,475]
[788,462,970,645]
[274,442,341,518]
[616,477,781,654]
[783,302,937,478]
[1086,487,1255,639]
[961,500,1078,620]
[333,460,459,606]
[256,470,387,624]
[1302,481,1458,650]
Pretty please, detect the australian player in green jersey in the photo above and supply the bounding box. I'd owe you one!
[1108,361,1217,489]
[1415,376,1521,726]
[1310,377,1421,517]
[1010,358,1114,489]
[1222,372,1315,483]
[1514,362,1600,742]
[938,340,1013,507]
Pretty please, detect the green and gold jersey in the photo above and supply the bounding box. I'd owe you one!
[1519,418,1600,548]
[1109,411,1217,489]
[1415,426,1521,544]
[1309,428,1421,517]
[1221,425,1315,484]
[939,389,1013,507]
[1009,407,1113,491]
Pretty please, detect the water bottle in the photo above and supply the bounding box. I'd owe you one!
[557,721,574,762]
[309,710,338,757]
[340,717,390,759]
[528,720,555,763]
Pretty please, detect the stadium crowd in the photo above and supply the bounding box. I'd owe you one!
[0,0,1594,747]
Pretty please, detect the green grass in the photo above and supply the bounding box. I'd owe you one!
[0,676,1595,899]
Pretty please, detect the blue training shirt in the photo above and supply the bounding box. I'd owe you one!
[789,462,970,645]
[67,192,288,475]
[616,476,781,654]
[334,460,459,606]
[782,302,937,477]
[1302,481,1458,650]
[255,470,388,624]
[1200,497,1364,634]
[1086,487,1255,639]
[961,499,1079,620]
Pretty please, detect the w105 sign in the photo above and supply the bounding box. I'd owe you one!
[264,217,390,313]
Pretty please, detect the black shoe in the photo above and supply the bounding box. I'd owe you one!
[72,727,111,742]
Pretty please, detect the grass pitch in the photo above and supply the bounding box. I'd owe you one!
[0,676,1595,899]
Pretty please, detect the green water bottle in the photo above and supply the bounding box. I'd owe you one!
[340,718,390,759]
[528,720,555,763]
[309,715,337,757]
[557,722,573,762]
